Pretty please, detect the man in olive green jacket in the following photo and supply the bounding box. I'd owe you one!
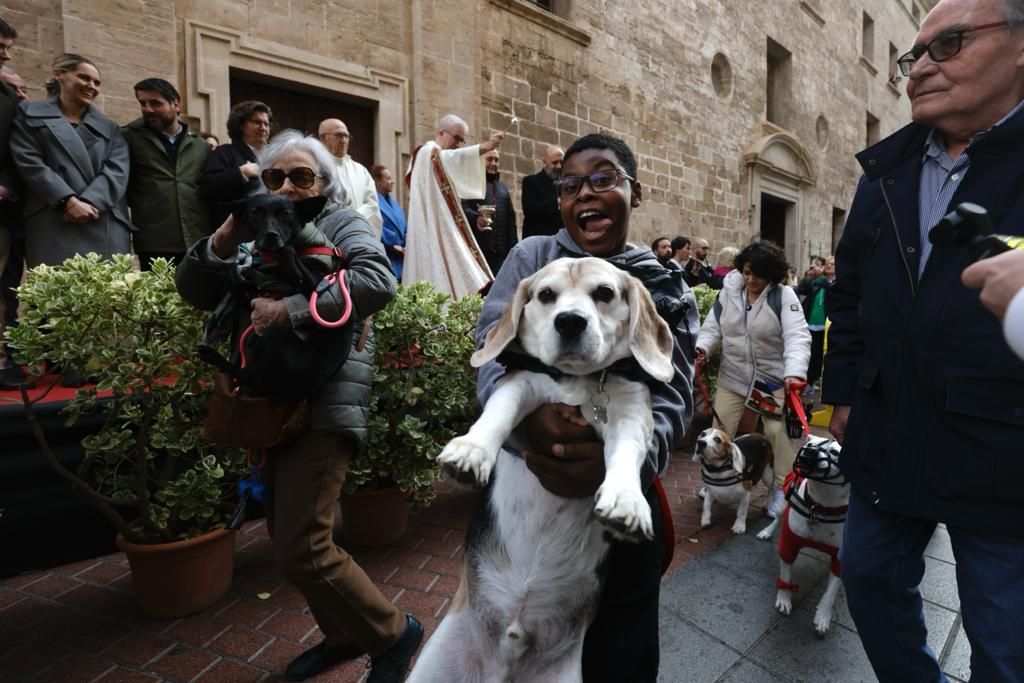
[122,78,210,269]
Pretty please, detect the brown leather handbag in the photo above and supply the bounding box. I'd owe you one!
[202,372,310,449]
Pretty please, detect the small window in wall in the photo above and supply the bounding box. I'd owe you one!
[866,111,880,147]
[832,207,847,253]
[766,37,793,128]
[862,12,875,63]
[530,0,570,16]
[888,42,901,85]
[532,0,553,9]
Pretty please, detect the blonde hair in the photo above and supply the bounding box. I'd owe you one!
[715,245,739,269]
[45,53,97,97]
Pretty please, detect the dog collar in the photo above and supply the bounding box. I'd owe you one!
[784,476,848,524]
[495,350,652,385]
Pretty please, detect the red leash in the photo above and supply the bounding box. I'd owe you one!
[694,359,727,428]
[653,476,674,576]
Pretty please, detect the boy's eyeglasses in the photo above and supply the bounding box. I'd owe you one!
[261,167,321,190]
[554,169,635,199]
[896,21,1009,76]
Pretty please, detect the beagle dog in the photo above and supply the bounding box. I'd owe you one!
[693,428,775,534]
[408,257,674,683]
[756,435,848,635]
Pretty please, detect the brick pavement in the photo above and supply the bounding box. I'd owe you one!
[0,452,768,683]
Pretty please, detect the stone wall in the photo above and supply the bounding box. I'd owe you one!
[1,0,933,263]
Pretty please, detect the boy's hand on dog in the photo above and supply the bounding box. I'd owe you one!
[521,403,605,498]
[250,297,290,335]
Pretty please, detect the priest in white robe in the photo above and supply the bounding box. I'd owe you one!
[403,114,503,299]
[318,118,383,236]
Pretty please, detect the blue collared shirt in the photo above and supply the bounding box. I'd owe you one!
[918,97,1024,278]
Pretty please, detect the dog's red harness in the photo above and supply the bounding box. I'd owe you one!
[775,472,844,591]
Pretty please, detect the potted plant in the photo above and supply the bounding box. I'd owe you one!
[7,254,247,619]
[341,281,483,545]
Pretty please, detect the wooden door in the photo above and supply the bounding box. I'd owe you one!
[229,70,377,167]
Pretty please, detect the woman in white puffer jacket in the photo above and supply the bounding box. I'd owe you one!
[695,240,811,518]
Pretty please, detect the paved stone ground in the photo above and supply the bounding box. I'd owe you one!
[0,434,968,682]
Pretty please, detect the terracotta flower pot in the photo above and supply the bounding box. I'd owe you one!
[340,487,411,547]
[116,527,236,620]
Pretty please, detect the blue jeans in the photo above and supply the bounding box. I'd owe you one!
[841,489,1024,682]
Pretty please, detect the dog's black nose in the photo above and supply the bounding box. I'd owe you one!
[554,312,588,339]
[696,439,706,450]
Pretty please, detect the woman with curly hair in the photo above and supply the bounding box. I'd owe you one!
[199,100,273,228]
[695,240,811,517]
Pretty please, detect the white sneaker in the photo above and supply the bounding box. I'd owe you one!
[766,488,785,519]
[698,486,707,499]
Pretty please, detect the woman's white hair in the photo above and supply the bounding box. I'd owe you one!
[258,129,347,206]
[437,113,469,133]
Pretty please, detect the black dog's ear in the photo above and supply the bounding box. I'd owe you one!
[294,196,329,225]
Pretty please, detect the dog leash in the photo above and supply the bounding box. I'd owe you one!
[694,358,727,428]
[308,269,353,328]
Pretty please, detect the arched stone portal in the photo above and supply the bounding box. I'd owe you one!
[184,20,411,202]
[743,126,817,267]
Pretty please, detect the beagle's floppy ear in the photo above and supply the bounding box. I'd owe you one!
[625,275,675,383]
[730,442,746,475]
[470,276,532,367]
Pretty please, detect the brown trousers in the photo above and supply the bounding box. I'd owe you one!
[265,430,406,655]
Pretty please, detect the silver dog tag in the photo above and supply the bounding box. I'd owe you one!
[591,388,610,424]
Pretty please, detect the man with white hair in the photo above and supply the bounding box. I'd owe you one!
[318,118,382,236]
[825,0,1024,679]
[403,113,503,298]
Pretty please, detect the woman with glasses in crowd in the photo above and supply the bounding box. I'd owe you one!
[176,130,422,683]
[10,53,133,268]
[199,100,273,228]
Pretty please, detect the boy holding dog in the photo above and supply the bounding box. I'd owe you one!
[475,133,696,681]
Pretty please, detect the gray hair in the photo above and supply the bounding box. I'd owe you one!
[1006,0,1024,23]
[437,113,469,134]
[258,129,347,206]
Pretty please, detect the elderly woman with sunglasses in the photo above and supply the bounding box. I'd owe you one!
[176,130,422,683]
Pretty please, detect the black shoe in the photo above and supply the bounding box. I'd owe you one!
[284,640,364,681]
[0,364,34,390]
[367,615,424,682]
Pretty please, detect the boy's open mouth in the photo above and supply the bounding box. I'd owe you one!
[575,209,612,236]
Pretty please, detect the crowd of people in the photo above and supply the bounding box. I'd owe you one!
[2,0,1024,680]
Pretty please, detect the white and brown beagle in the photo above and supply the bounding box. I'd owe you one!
[408,257,674,683]
[692,428,775,535]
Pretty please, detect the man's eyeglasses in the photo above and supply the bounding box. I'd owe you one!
[247,119,271,129]
[261,167,321,190]
[553,169,635,199]
[444,129,465,145]
[325,132,351,140]
[896,21,1009,76]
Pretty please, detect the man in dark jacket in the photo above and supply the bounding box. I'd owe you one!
[0,17,27,389]
[824,1,1024,680]
[462,149,517,275]
[122,78,210,269]
[520,144,562,238]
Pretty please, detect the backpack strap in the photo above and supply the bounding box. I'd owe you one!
[767,285,782,321]
[712,292,723,319]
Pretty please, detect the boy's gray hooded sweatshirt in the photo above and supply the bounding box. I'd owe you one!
[476,229,697,490]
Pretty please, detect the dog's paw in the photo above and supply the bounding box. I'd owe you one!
[813,608,833,637]
[593,485,654,541]
[756,520,778,541]
[775,591,793,615]
[436,438,497,488]
[731,519,747,535]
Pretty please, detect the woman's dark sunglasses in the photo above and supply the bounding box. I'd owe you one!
[261,167,320,191]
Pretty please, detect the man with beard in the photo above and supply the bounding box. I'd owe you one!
[461,148,517,275]
[521,144,563,238]
[122,78,210,269]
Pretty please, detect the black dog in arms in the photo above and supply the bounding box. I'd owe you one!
[198,194,356,399]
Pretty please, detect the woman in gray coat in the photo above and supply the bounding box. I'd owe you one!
[10,53,133,267]
[176,131,422,683]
